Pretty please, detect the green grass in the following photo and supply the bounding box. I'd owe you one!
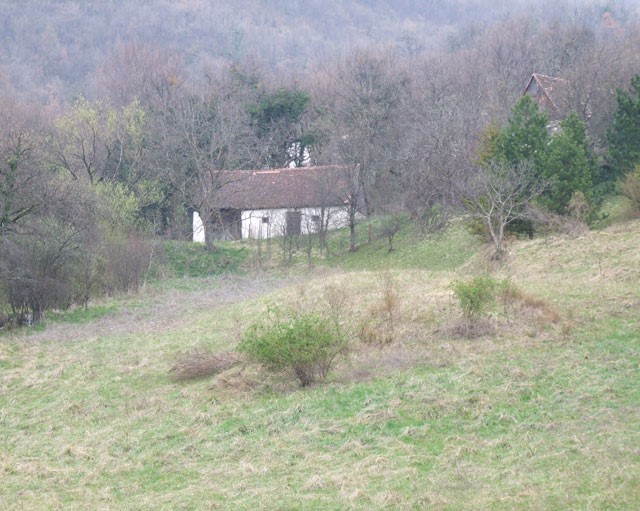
[239,217,481,273]
[592,194,637,229]
[324,219,481,271]
[46,304,120,324]
[1,219,639,510]
[161,240,248,278]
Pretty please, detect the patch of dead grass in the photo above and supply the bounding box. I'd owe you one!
[170,348,240,382]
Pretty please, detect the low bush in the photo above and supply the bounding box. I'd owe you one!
[238,308,348,386]
[451,275,497,320]
[102,231,154,293]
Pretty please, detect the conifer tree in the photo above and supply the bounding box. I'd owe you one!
[541,113,597,215]
[495,95,549,177]
[607,74,640,179]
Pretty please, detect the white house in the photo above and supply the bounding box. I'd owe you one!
[193,165,356,243]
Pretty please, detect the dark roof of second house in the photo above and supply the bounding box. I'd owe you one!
[524,73,570,118]
[214,165,353,210]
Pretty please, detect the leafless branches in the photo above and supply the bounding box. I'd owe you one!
[460,160,546,258]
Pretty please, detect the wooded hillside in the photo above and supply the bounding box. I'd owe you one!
[2,0,640,322]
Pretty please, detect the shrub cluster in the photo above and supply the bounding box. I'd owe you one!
[238,308,347,386]
[449,276,562,338]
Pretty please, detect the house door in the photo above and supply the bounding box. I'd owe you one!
[285,211,301,237]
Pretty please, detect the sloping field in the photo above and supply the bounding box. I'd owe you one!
[1,220,639,510]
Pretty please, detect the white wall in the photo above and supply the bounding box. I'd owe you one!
[193,211,205,243]
[241,207,350,239]
[193,207,351,242]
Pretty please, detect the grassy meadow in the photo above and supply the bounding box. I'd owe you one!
[1,218,639,510]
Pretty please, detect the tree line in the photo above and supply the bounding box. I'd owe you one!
[2,5,640,324]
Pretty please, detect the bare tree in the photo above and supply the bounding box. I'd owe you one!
[0,173,99,323]
[51,98,147,186]
[0,101,45,235]
[309,167,349,255]
[396,54,479,230]
[92,42,185,111]
[460,160,546,258]
[318,48,410,216]
[160,72,258,250]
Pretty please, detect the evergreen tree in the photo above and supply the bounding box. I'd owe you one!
[495,95,549,176]
[541,113,597,215]
[248,88,312,168]
[607,74,640,179]
[484,98,599,220]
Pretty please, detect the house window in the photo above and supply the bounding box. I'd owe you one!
[311,215,321,224]
[262,216,270,224]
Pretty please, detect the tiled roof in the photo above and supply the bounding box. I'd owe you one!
[524,73,570,115]
[212,165,353,210]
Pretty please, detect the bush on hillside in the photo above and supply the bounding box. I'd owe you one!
[451,275,497,320]
[618,165,640,214]
[238,308,348,386]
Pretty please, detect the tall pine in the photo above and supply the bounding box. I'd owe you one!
[541,113,597,215]
[607,74,640,179]
[495,95,549,177]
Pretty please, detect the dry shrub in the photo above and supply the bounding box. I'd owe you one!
[358,321,396,345]
[323,283,350,324]
[618,165,640,214]
[209,365,260,392]
[102,232,154,293]
[444,317,496,339]
[567,191,590,223]
[170,348,240,382]
[499,280,561,324]
[358,271,400,345]
[443,278,560,339]
[528,204,588,237]
[381,271,399,321]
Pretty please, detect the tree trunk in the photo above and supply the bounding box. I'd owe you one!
[204,221,216,251]
[349,220,356,252]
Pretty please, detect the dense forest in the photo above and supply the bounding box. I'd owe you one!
[2,0,640,324]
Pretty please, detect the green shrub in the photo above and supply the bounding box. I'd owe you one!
[618,165,640,214]
[451,276,497,319]
[238,308,347,386]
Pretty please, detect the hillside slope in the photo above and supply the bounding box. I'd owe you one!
[1,220,639,510]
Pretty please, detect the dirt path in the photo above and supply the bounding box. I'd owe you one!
[17,275,296,343]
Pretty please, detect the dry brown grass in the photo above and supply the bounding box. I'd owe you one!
[169,348,240,382]
[442,317,497,339]
[499,280,562,325]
